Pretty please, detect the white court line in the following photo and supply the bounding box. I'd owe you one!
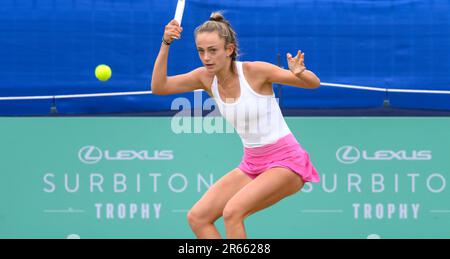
[301,209,343,213]
[54,91,153,99]
[322,82,450,94]
[0,89,205,100]
[321,82,386,92]
[0,95,55,101]
[43,208,86,213]
[53,89,203,99]
[1,82,450,101]
[388,89,450,94]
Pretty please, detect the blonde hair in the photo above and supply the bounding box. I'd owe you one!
[194,12,239,62]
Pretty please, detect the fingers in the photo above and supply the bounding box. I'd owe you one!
[171,30,182,40]
[287,51,305,63]
[169,19,180,26]
[165,20,183,41]
[287,53,294,63]
[166,20,182,31]
[295,50,303,62]
[171,20,183,33]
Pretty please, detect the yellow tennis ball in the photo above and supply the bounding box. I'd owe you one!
[95,64,112,81]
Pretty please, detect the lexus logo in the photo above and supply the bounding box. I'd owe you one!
[79,146,103,164]
[336,146,432,164]
[336,146,360,164]
[78,146,174,164]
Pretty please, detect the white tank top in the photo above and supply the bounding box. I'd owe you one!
[211,61,292,148]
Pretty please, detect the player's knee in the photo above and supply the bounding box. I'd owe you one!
[222,204,245,223]
[187,209,211,229]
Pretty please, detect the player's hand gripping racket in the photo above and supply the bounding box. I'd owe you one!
[163,0,185,43]
[171,0,185,40]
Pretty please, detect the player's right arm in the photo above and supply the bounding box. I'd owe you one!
[151,20,205,95]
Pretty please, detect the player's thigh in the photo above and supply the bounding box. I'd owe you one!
[224,167,304,219]
[189,168,252,221]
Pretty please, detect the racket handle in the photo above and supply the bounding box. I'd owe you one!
[174,0,185,26]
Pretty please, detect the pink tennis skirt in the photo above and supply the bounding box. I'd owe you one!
[238,133,320,183]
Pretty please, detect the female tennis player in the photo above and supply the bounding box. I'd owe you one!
[151,12,320,239]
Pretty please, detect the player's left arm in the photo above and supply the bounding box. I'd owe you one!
[253,51,320,89]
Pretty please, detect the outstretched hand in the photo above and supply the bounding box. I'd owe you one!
[287,50,306,76]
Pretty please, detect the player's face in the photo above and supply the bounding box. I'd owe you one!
[196,32,234,73]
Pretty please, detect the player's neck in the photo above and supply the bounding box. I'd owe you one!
[216,61,236,87]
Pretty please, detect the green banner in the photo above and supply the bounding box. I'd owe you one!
[0,117,449,238]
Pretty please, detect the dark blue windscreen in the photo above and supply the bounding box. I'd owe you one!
[0,0,449,115]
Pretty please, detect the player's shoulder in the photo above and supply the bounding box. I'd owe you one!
[242,61,273,74]
[243,61,273,70]
[194,66,214,80]
[194,66,214,90]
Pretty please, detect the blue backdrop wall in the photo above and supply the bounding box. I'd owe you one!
[0,0,449,115]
